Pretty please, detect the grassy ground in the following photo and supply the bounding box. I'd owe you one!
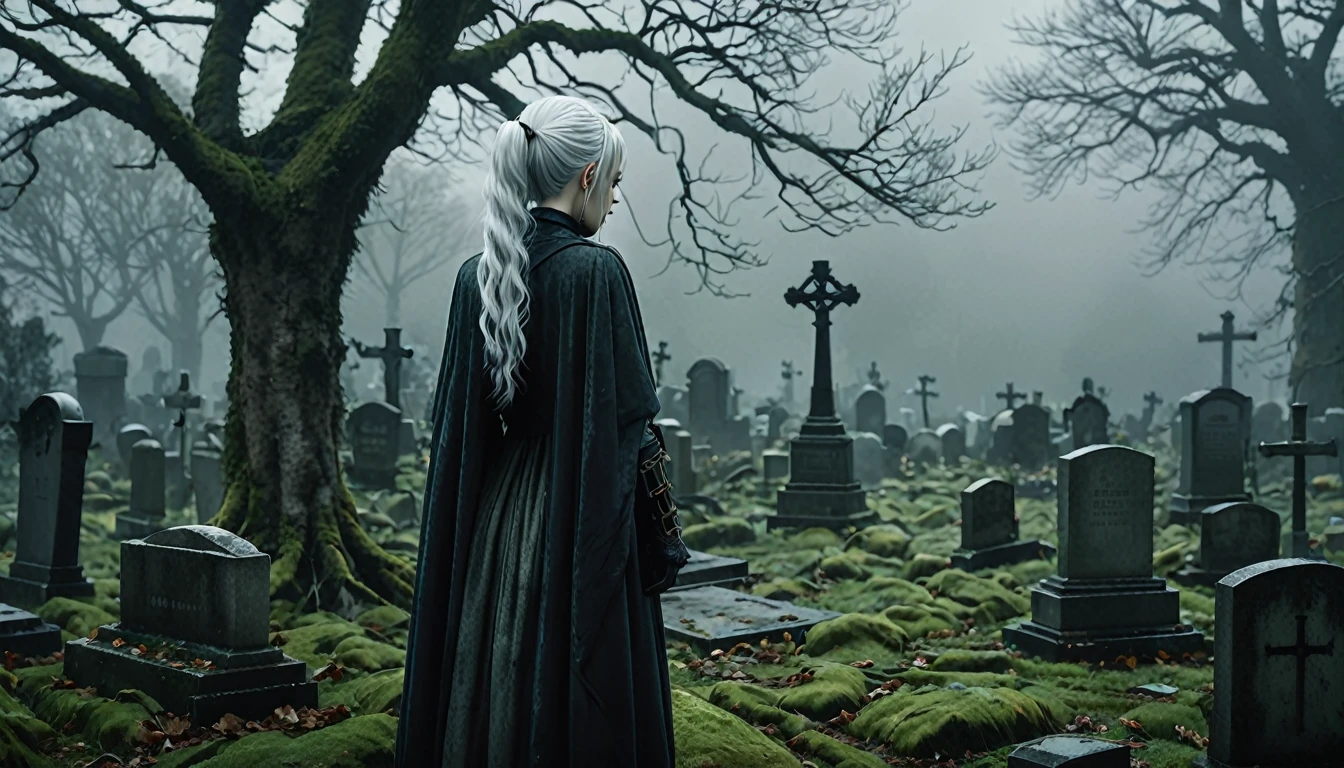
[1,439,1341,768]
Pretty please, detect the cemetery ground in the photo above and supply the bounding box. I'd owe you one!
[0,443,1340,768]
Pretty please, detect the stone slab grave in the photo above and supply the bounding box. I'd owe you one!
[1002,445,1204,663]
[1195,559,1344,768]
[1170,388,1252,526]
[670,550,749,592]
[1171,501,1280,588]
[0,393,96,615]
[661,586,839,655]
[347,401,402,490]
[950,478,1055,571]
[1008,735,1129,768]
[115,439,168,540]
[1011,403,1052,470]
[64,526,317,725]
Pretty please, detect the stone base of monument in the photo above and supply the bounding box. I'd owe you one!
[770,487,874,532]
[0,604,63,657]
[1168,492,1250,526]
[1002,576,1204,663]
[670,551,749,592]
[114,513,170,541]
[950,540,1056,572]
[661,586,839,655]
[65,624,317,725]
[0,562,95,608]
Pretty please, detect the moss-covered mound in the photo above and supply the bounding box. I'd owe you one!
[804,613,908,659]
[0,679,58,768]
[682,517,758,550]
[153,712,397,768]
[671,687,797,768]
[848,685,1061,757]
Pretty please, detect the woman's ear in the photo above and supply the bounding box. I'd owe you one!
[582,162,597,190]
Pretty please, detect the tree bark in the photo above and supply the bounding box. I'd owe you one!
[210,217,414,612]
[1290,194,1344,415]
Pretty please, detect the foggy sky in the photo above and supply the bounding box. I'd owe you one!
[50,0,1286,419]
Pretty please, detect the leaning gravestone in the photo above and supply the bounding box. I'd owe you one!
[73,346,128,460]
[1172,501,1280,588]
[1170,388,1252,526]
[1002,445,1203,662]
[936,423,965,464]
[0,394,95,621]
[64,526,317,724]
[906,429,942,467]
[1198,559,1344,768]
[951,478,1055,571]
[1009,735,1129,768]
[670,550,749,592]
[115,439,168,540]
[348,401,402,489]
[1011,404,1052,469]
[660,586,839,655]
[853,386,886,435]
[192,448,225,523]
[116,423,153,474]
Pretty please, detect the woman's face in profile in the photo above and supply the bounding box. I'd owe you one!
[578,167,621,236]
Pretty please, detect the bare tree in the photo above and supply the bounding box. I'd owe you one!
[985,0,1344,412]
[0,0,992,608]
[0,109,156,349]
[355,155,475,327]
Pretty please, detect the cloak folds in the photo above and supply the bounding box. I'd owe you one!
[396,208,674,768]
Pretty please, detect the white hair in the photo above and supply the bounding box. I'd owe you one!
[478,95,626,407]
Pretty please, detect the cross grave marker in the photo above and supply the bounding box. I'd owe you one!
[351,327,414,410]
[996,382,1027,412]
[1198,311,1257,389]
[161,371,203,510]
[906,375,939,429]
[1259,402,1337,559]
[653,341,671,387]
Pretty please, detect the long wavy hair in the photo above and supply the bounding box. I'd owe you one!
[478,95,625,407]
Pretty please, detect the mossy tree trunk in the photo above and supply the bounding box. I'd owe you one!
[1290,194,1344,414]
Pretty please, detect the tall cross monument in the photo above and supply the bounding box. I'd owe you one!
[351,328,414,411]
[906,375,939,429]
[1199,310,1257,389]
[652,341,671,387]
[161,371,202,510]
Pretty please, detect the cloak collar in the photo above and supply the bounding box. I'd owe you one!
[530,206,585,235]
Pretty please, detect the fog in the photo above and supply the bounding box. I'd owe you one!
[50,0,1287,419]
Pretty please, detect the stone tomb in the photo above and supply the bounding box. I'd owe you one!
[661,586,839,655]
[951,478,1056,571]
[882,423,908,454]
[1170,388,1252,526]
[348,401,402,489]
[906,429,942,466]
[1003,445,1204,662]
[64,526,317,724]
[115,439,168,540]
[1197,559,1344,768]
[0,393,96,610]
[669,550,749,592]
[1009,735,1129,768]
[1171,502,1280,588]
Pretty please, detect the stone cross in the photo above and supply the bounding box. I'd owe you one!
[653,341,671,386]
[1032,390,1044,406]
[1265,613,1335,734]
[1199,310,1257,389]
[781,360,801,406]
[906,375,939,429]
[866,361,885,391]
[161,371,202,508]
[1259,402,1338,558]
[351,328,414,410]
[996,382,1027,412]
[1081,377,1094,395]
[784,260,858,426]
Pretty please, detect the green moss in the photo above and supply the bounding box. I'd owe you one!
[16,664,160,751]
[355,604,410,630]
[930,650,1014,674]
[682,518,758,550]
[0,681,58,768]
[787,730,889,768]
[281,619,365,668]
[924,569,1030,623]
[848,686,1058,757]
[775,663,870,721]
[787,527,846,550]
[881,603,962,639]
[798,576,931,614]
[804,614,907,657]
[751,578,816,601]
[332,635,405,673]
[892,668,1019,690]
[705,683,814,738]
[154,712,397,768]
[903,553,951,580]
[35,597,115,637]
[672,687,798,768]
[845,525,911,558]
[818,552,872,581]
[1120,701,1208,743]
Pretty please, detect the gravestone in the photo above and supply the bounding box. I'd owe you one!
[899,407,917,430]
[72,346,128,460]
[1172,502,1280,587]
[853,386,886,435]
[766,405,791,443]
[882,423,908,453]
[164,450,188,510]
[687,358,731,437]
[987,409,1015,465]
[1002,445,1204,662]
[850,432,886,488]
[1252,401,1286,446]
[351,328,414,410]
[1260,402,1338,559]
[906,429,942,467]
[660,586,840,655]
[656,385,690,426]
[116,439,168,540]
[0,604,63,657]
[664,427,697,497]
[670,550,749,592]
[398,418,418,456]
[1066,394,1110,450]
[936,423,965,464]
[1011,404,1052,470]
[192,448,224,523]
[116,423,154,474]
[1199,559,1344,768]
[0,393,96,609]
[1008,735,1129,768]
[348,401,402,489]
[950,478,1056,571]
[1170,388,1252,525]
[761,450,789,481]
[64,526,318,724]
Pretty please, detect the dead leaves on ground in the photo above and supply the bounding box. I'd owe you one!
[122,703,355,759]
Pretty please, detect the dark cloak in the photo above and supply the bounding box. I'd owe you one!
[395,207,674,767]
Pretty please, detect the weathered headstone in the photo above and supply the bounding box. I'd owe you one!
[1170,388,1252,526]
[664,426,697,497]
[1008,735,1129,768]
[64,526,318,724]
[1172,502,1280,587]
[853,386,886,435]
[669,551,749,592]
[1011,404,1052,470]
[936,423,965,464]
[348,401,402,489]
[951,478,1055,571]
[192,448,224,524]
[851,432,886,487]
[398,418,418,456]
[1066,393,1110,450]
[1199,559,1344,768]
[987,409,1016,465]
[1002,445,1203,662]
[1252,401,1286,446]
[770,261,873,531]
[0,393,96,609]
[686,358,751,455]
[906,429,942,467]
[116,439,168,540]
[767,405,790,442]
[116,423,154,474]
[73,346,129,460]
[660,586,839,655]
[882,423,908,453]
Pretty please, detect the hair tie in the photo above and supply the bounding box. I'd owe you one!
[515,119,536,142]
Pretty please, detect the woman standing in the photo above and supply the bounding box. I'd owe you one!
[396,95,681,768]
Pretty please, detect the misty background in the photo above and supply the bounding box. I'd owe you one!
[39,0,1285,419]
